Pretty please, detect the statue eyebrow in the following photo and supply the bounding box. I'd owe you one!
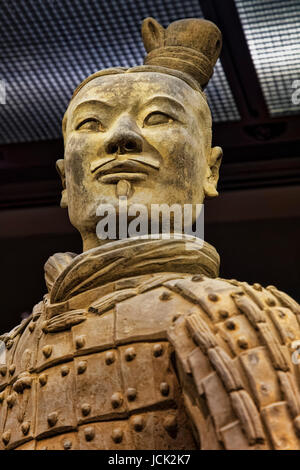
[72,99,115,114]
[141,95,186,114]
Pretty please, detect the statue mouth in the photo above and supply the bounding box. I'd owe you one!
[91,157,159,184]
[99,171,148,184]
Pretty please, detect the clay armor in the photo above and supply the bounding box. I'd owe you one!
[1,266,300,450]
[0,272,198,450]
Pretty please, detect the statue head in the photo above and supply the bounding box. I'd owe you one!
[57,18,223,251]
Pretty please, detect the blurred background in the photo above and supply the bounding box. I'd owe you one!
[0,0,300,332]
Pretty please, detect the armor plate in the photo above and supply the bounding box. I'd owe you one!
[1,273,300,450]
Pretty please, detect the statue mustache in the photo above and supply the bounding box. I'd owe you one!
[90,155,160,175]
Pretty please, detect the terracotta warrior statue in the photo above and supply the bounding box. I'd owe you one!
[1,17,300,451]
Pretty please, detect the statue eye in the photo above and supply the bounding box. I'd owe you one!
[76,118,104,132]
[144,111,174,126]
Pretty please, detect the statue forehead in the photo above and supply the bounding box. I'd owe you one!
[68,72,203,113]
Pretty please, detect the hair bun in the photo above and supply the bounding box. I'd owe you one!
[142,17,222,89]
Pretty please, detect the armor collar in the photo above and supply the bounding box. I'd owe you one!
[46,235,220,303]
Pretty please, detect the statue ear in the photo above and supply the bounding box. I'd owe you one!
[203,146,223,199]
[141,17,165,52]
[56,159,68,208]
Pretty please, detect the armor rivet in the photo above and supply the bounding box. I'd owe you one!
[163,415,178,435]
[84,426,95,441]
[42,345,53,358]
[219,310,229,319]
[225,320,236,330]
[77,361,87,374]
[0,365,7,377]
[42,321,48,334]
[9,364,16,376]
[261,383,269,393]
[172,313,181,322]
[159,291,172,301]
[63,440,72,450]
[105,351,115,365]
[14,373,32,393]
[208,293,219,302]
[237,336,248,350]
[39,373,48,387]
[126,387,137,401]
[266,297,276,307]
[111,428,123,443]
[6,340,13,350]
[28,322,36,333]
[75,335,86,349]
[7,393,17,408]
[13,379,24,394]
[81,403,91,416]
[2,430,11,445]
[111,392,123,409]
[160,382,170,396]
[21,421,30,436]
[153,344,163,357]
[253,283,262,291]
[192,274,204,282]
[61,365,70,376]
[132,416,144,432]
[47,412,58,427]
[125,347,136,361]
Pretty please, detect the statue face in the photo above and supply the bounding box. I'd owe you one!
[62,72,221,249]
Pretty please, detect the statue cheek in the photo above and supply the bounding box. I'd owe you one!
[65,133,97,157]
[65,151,85,189]
[65,135,98,189]
[163,132,199,171]
[145,127,190,162]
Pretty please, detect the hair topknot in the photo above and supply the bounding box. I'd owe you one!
[142,17,222,89]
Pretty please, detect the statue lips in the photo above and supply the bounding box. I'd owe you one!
[91,157,160,184]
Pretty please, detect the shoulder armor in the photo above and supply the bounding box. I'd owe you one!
[166,275,300,450]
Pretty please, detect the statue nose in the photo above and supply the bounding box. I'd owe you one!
[105,130,143,155]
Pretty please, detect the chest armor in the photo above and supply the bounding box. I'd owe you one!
[0,281,197,450]
[1,270,300,450]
